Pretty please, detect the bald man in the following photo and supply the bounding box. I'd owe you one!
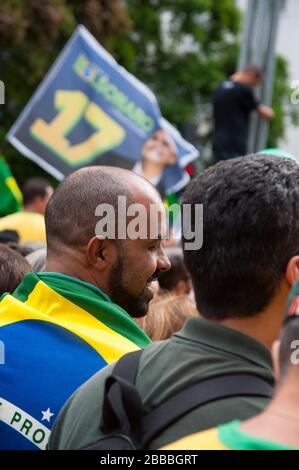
[0,167,170,450]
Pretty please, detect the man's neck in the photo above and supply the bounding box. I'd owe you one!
[240,375,299,448]
[218,315,280,350]
[24,204,41,214]
[45,256,103,292]
[216,284,288,350]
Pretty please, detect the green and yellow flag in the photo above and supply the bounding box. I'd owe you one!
[0,272,150,450]
[0,155,22,217]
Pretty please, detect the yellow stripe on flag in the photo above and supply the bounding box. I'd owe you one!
[0,280,139,364]
[5,176,23,203]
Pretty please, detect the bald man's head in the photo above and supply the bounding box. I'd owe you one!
[45,166,170,317]
[45,166,160,251]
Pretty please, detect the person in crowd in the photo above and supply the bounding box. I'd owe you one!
[0,230,20,245]
[163,282,299,450]
[0,229,44,258]
[212,65,274,163]
[0,166,170,450]
[158,246,193,297]
[0,243,32,295]
[49,154,299,450]
[136,293,197,341]
[0,177,54,243]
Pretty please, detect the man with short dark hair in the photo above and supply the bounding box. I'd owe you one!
[212,65,274,163]
[49,154,299,450]
[0,166,170,449]
[0,177,54,243]
[163,283,299,450]
[22,177,53,215]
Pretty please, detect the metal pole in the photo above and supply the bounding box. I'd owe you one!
[238,0,257,70]
[248,0,270,152]
[238,0,285,153]
[256,0,283,150]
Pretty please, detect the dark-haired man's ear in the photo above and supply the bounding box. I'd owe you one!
[85,236,116,270]
[271,339,281,382]
[285,256,299,288]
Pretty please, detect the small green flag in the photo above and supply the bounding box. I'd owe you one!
[0,155,22,217]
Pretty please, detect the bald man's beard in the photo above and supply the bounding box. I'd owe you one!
[107,255,151,318]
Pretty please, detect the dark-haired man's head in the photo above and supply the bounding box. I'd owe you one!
[45,166,170,318]
[158,246,193,296]
[22,177,54,215]
[0,244,32,295]
[182,154,299,346]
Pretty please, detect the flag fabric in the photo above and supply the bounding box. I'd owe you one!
[0,272,150,450]
[7,25,199,194]
[0,156,22,217]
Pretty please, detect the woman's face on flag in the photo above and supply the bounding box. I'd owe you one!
[142,130,177,167]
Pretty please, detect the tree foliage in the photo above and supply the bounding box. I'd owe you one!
[268,55,299,149]
[0,0,296,182]
[0,0,131,181]
[122,0,240,127]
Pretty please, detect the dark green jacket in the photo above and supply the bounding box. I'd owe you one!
[49,317,274,449]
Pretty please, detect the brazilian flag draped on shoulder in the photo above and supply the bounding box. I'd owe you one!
[0,272,150,450]
[0,155,22,217]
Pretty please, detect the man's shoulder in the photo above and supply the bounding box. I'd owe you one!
[48,342,165,448]
[0,211,43,222]
[49,362,114,449]
[216,79,252,95]
[0,212,20,225]
[67,340,167,388]
[65,360,115,402]
[214,80,236,92]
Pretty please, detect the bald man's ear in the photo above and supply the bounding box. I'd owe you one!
[272,339,281,382]
[85,236,115,270]
[285,256,299,288]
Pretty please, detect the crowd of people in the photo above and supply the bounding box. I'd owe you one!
[1,65,299,452]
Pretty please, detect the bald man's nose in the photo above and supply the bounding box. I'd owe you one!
[158,249,171,272]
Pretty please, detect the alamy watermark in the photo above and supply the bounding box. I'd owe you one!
[290,81,299,104]
[94,196,203,251]
[290,340,299,365]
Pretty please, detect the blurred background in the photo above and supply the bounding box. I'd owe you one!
[0,0,298,184]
